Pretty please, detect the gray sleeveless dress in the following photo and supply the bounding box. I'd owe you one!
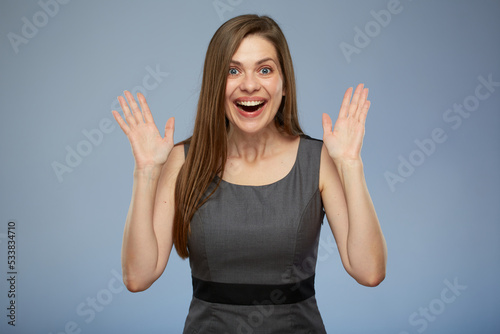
[182,136,327,333]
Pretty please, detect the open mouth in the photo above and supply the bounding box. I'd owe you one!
[235,100,267,112]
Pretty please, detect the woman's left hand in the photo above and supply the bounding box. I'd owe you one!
[322,83,370,162]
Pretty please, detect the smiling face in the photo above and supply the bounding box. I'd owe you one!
[224,34,285,135]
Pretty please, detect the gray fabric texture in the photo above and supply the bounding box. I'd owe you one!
[182,136,327,334]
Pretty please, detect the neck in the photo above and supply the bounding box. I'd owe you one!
[226,124,287,162]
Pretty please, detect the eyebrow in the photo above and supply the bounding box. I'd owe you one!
[230,57,277,66]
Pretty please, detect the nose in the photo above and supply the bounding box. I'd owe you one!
[239,72,260,93]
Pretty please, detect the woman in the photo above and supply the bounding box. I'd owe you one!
[112,14,387,333]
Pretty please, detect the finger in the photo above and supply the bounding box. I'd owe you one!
[358,100,370,125]
[124,90,144,124]
[117,95,135,125]
[348,83,364,118]
[339,87,353,119]
[322,113,333,136]
[355,87,369,121]
[111,109,131,135]
[137,92,154,124]
[164,117,175,141]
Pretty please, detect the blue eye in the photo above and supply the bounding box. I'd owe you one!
[260,67,272,75]
[229,68,239,75]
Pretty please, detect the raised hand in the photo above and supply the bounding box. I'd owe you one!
[322,83,370,162]
[112,91,175,170]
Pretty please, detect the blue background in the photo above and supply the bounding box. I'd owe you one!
[1,0,499,333]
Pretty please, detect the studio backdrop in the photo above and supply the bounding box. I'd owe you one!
[1,0,499,333]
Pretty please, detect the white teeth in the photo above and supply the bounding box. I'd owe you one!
[236,100,265,107]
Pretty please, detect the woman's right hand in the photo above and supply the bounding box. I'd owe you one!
[112,90,175,170]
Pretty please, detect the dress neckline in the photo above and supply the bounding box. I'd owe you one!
[216,136,302,188]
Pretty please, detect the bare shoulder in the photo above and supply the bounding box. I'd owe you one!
[319,143,338,193]
[167,144,186,168]
[158,144,186,188]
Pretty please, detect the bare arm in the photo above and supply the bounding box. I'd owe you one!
[112,91,183,292]
[320,84,387,287]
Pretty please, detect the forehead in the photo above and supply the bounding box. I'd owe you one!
[231,35,279,64]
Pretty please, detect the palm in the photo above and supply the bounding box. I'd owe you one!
[112,91,175,169]
[127,120,172,167]
[322,84,370,162]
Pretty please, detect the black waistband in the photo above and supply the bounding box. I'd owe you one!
[192,274,315,305]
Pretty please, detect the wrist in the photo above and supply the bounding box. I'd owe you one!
[332,157,364,169]
[133,164,163,180]
[332,157,366,190]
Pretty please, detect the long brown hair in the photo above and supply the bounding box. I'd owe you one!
[173,14,304,259]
